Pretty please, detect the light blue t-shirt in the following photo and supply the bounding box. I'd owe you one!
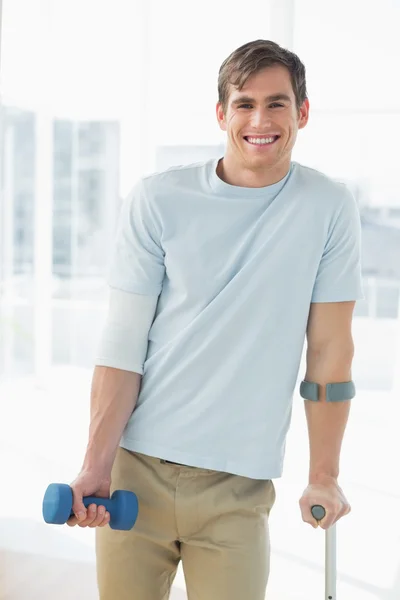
[107,157,364,480]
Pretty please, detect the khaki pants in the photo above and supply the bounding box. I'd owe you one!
[96,447,276,600]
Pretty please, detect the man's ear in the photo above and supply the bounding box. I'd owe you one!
[298,98,310,130]
[216,102,227,132]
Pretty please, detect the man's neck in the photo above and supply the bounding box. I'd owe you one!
[217,156,291,188]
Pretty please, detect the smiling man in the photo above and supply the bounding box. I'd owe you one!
[216,63,309,187]
[67,40,364,600]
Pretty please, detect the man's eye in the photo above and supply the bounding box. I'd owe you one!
[237,103,284,109]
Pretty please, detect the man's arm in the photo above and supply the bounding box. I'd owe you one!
[68,180,164,527]
[303,300,355,484]
[67,365,141,526]
[82,366,142,474]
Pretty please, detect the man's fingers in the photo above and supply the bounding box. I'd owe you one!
[63,504,112,528]
[331,503,351,526]
[78,504,98,527]
[88,505,110,528]
[99,512,111,527]
[317,506,350,529]
[300,510,319,528]
[66,508,110,528]
[90,510,110,528]
[319,517,334,530]
[309,519,319,529]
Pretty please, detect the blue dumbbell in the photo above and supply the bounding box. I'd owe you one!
[42,483,139,530]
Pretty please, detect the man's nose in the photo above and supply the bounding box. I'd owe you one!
[251,109,272,129]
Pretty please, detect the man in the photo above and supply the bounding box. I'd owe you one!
[67,39,363,600]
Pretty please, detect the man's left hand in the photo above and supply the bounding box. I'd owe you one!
[299,476,351,529]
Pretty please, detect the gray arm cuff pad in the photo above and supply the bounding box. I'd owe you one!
[300,380,356,402]
[95,289,159,374]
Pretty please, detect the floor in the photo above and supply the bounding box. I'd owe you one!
[1,367,400,599]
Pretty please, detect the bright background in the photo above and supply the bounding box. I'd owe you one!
[0,0,400,598]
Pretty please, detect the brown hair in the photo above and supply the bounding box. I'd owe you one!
[218,39,308,114]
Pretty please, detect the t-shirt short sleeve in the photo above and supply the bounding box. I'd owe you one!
[107,179,165,296]
[311,186,364,303]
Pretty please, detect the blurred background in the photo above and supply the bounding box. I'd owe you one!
[0,0,399,598]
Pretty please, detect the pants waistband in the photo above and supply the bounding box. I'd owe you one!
[160,459,189,467]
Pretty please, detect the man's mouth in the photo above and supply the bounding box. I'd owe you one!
[244,135,280,146]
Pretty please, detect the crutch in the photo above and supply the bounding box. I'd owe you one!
[311,505,337,600]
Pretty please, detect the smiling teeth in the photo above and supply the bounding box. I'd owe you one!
[247,137,276,145]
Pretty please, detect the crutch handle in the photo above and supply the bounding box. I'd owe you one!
[311,505,337,599]
[311,505,326,521]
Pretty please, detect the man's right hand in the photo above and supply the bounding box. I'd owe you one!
[67,469,112,528]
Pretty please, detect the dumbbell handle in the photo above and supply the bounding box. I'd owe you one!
[70,495,114,518]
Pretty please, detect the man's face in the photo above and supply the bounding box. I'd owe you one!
[216,65,309,172]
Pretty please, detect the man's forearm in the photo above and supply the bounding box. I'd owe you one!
[82,366,142,474]
[304,342,354,484]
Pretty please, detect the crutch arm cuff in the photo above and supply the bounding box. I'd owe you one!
[300,380,356,402]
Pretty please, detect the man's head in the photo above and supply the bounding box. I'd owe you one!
[216,40,310,185]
